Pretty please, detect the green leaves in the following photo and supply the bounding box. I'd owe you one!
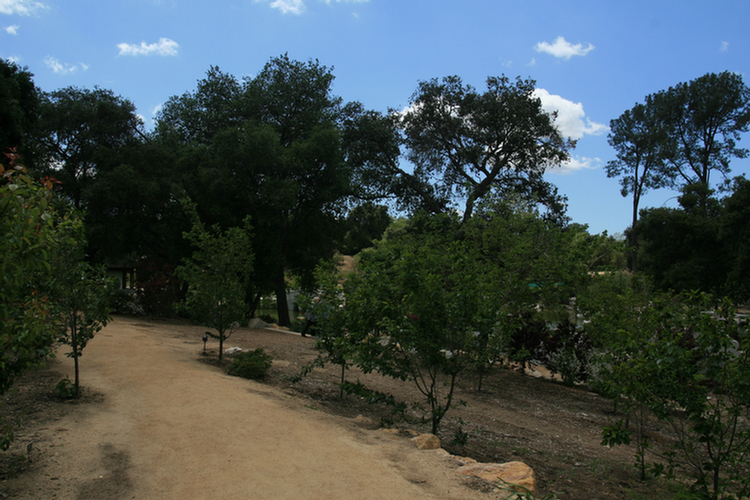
[590,288,750,498]
[306,209,584,434]
[0,151,59,396]
[44,210,118,392]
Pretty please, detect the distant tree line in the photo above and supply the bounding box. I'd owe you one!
[606,71,750,301]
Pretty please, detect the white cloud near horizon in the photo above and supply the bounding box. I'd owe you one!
[5,24,19,34]
[721,41,729,52]
[535,36,594,60]
[533,88,608,141]
[44,56,88,74]
[0,0,46,15]
[117,38,179,57]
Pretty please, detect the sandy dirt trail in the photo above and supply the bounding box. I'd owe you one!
[10,317,489,500]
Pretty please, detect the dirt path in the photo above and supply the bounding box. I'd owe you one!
[4,317,494,500]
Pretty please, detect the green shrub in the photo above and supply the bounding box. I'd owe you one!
[227,349,272,380]
[548,347,582,387]
[55,377,80,399]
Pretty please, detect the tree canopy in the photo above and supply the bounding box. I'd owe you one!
[632,72,750,212]
[35,86,145,209]
[398,75,574,223]
[155,56,363,325]
[606,99,672,271]
[0,60,39,165]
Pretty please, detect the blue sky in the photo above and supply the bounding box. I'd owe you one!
[2,0,749,235]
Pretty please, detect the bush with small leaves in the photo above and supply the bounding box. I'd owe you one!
[227,349,272,380]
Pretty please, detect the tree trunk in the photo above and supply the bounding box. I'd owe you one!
[275,270,291,327]
[249,292,262,318]
[218,332,224,361]
[339,363,346,399]
[71,315,80,390]
[631,194,640,274]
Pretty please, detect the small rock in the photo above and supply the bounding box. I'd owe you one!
[353,415,378,429]
[378,428,401,439]
[247,318,269,329]
[412,433,441,450]
[224,347,244,358]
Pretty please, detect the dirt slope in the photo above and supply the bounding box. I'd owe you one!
[2,317,494,500]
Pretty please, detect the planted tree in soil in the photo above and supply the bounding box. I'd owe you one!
[47,216,117,396]
[344,214,488,435]
[175,202,253,360]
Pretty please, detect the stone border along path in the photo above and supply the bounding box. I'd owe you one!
[9,316,501,500]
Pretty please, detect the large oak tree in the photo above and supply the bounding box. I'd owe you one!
[398,75,574,223]
[156,56,358,325]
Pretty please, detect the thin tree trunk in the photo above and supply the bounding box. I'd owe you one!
[339,364,346,399]
[631,194,640,273]
[275,269,291,327]
[72,315,80,390]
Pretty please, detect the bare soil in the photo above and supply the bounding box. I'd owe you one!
[1,316,678,499]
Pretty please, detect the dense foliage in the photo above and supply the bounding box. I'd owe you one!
[0,150,59,398]
[301,208,589,433]
[587,282,750,500]
[635,176,750,302]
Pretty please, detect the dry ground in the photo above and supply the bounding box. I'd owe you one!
[1,316,681,499]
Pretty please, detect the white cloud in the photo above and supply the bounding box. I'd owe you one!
[533,88,608,140]
[44,56,88,74]
[268,0,305,14]
[261,0,367,14]
[117,38,179,57]
[0,0,46,15]
[7,55,20,63]
[549,156,602,175]
[721,41,729,52]
[5,24,19,34]
[535,36,594,60]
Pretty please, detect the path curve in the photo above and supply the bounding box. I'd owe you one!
[12,317,490,500]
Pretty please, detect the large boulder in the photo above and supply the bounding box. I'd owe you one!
[458,461,536,494]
